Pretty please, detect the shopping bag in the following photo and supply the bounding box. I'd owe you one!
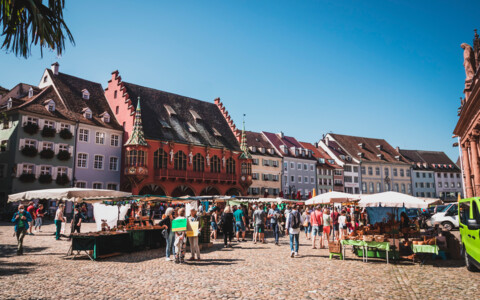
[187,221,199,237]
[61,222,66,234]
[172,218,187,232]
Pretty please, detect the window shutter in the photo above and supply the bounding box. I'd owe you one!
[35,166,41,178]
[21,115,27,126]
[16,163,23,177]
[52,167,57,179]
[54,144,59,154]
[18,139,25,150]
[56,122,61,133]
[67,168,72,179]
[69,145,74,154]
[38,141,43,151]
[38,119,45,129]
[4,140,8,151]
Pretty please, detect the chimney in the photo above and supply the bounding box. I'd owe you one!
[279,131,284,138]
[396,146,400,152]
[51,62,59,75]
[314,142,318,148]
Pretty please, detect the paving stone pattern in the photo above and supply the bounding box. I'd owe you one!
[0,222,478,299]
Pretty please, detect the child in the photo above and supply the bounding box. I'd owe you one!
[174,208,187,264]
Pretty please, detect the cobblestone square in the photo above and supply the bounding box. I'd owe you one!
[0,222,478,299]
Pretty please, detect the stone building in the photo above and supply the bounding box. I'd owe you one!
[300,142,337,194]
[104,71,252,196]
[245,131,282,197]
[454,31,480,198]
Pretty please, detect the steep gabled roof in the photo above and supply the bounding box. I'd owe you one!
[0,83,40,106]
[47,70,122,130]
[329,133,408,164]
[121,82,240,150]
[300,142,339,169]
[262,131,316,160]
[245,131,281,158]
[399,149,460,172]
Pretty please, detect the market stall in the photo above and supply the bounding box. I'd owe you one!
[305,191,359,205]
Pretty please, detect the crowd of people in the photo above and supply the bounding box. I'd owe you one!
[11,199,367,260]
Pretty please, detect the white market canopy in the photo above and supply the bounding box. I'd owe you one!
[8,188,131,203]
[358,191,428,209]
[417,197,444,206]
[305,191,360,205]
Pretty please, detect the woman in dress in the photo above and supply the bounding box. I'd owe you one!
[210,207,218,241]
[221,206,234,248]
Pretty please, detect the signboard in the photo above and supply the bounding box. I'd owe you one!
[186,221,199,237]
[172,218,187,232]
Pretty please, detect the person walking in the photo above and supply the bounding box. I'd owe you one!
[322,208,332,247]
[72,206,82,233]
[253,204,266,244]
[210,207,218,242]
[11,204,32,255]
[338,210,347,240]
[174,208,187,264]
[221,206,234,248]
[158,207,175,261]
[188,208,201,261]
[34,204,44,232]
[54,204,65,240]
[310,205,323,249]
[26,201,36,235]
[234,204,246,242]
[268,203,280,245]
[286,205,301,257]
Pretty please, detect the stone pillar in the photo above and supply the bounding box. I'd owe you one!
[469,135,480,196]
[462,144,474,198]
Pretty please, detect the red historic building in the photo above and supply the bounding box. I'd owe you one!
[104,71,252,196]
[455,31,480,198]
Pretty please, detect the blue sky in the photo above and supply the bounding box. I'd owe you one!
[0,0,478,161]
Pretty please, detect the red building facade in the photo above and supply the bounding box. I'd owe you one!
[104,71,252,196]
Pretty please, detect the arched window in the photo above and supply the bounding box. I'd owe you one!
[153,149,167,169]
[210,155,221,173]
[174,151,187,170]
[127,149,145,167]
[193,153,205,172]
[226,158,236,174]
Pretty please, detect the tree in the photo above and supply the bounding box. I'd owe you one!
[1,0,74,58]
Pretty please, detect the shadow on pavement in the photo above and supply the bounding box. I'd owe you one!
[0,245,49,258]
[188,258,244,266]
[0,261,38,276]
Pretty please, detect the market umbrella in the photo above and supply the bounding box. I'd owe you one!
[312,189,317,197]
[279,191,284,198]
[305,191,359,205]
[358,191,428,209]
[308,192,312,199]
[296,191,302,200]
[8,187,131,202]
[417,197,443,206]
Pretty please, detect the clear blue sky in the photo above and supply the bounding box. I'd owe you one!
[1,0,478,162]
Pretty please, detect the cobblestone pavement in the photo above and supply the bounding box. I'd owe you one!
[0,222,478,300]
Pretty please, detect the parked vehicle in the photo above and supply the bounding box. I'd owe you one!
[427,205,448,215]
[459,197,480,272]
[428,203,458,231]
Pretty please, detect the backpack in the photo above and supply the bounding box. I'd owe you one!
[290,211,300,229]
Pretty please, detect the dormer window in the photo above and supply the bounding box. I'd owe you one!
[7,98,12,109]
[103,113,110,123]
[376,144,383,151]
[164,104,176,116]
[251,146,256,152]
[28,87,33,98]
[44,99,55,112]
[83,108,92,119]
[190,110,202,121]
[82,89,90,100]
[212,127,221,136]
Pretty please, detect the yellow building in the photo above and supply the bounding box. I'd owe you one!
[246,131,282,197]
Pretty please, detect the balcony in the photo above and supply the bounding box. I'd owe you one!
[154,168,236,183]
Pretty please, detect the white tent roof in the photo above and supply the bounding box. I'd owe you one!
[305,191,359,205]
[358,191,428,209]
[417,197,444,206]
[8,188,131,203]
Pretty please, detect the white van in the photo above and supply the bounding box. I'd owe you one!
[428,203,459,231]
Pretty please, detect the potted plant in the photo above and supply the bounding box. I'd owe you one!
[59,128,73,139]
[39,148,55,159]
[21,146,38,157]
[57,150,71,161]
[55,174,70,185]
[41,127,56,137]
[23,122,39,135]
[38,174,52,184]
[19,173,36,183]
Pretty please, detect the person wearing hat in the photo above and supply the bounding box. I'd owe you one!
[188,208,201,261]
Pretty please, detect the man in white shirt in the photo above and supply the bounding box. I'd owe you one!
[286,205,301,257]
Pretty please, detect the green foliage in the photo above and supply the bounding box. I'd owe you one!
[21,145,37,157]
[19,173,35,183]
[55,173,69,185]
[39,148,54,159]
[41,126,56,137]
[23,122,39,134]
[38,173,52,184]
[0,0,75,58]
[56,149,70,161]
[59,128,72,139]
